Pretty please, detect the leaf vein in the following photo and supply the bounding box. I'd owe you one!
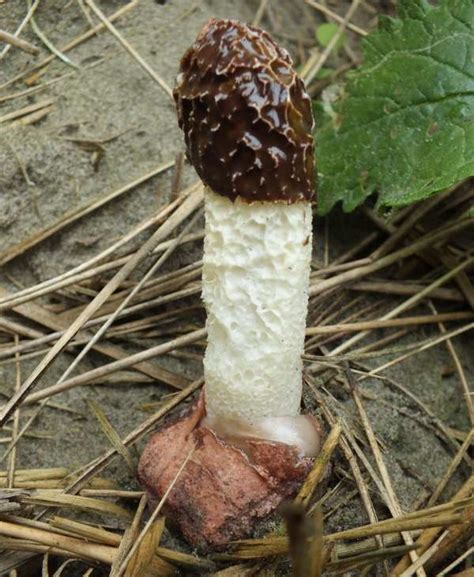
[335,91,474,136]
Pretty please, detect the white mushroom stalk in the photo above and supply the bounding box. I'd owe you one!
[203,189,312,420]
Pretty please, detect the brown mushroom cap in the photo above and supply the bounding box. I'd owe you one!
[174,18,315,204]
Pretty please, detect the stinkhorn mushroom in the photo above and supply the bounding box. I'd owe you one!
[139,18,321,548]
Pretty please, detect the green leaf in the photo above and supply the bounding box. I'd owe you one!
[316,0,474,214]
[316,23,347,52]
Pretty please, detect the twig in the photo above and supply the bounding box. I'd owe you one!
[110,494,147,575]
[113,447,195,577]
[363,322,474,378]
[170,152,185,198]
[66,377,203,494]
[76,0,97,30]
[328,254,474,356]
[19,492,131,520]
[252,0,269,27]
[51,208,202,396]
[436,545,474,577]
[295,421,342,507]
[309,219,474,297]
[0,271,201,360]
[2,230,202,313]
[0,0,40,59]
[349,281,464,303]
[438,250,474,310]
[345,365,425,576]
[1,105,53,130]
[227,513,462,560]
[0,521,116,564]
[398,533,447,577]
[301,0,362,84]
[0,0,138,91]
[392,476,474,575]
[0,187,200,310]
[0,187,203,425]
[87,401,135,474]
[424,510,474,574]
[429,301,474,426]
[6,337,21,490]
[304,0,368,36]
[1,319,186,460]
[5,141,34,186]
[0,99,54,124]
[27,0,78,67]
[309,382,387,567]
[348,367,464,459]
[0,30,39,55]
[23,328,206,404]
[306,311,473,335]
[0,160,174,267]
[427,429,474,507]
[371,187,456,259]
[0,287,186,387]
[83,0,173,99]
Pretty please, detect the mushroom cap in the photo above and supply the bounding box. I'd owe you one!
[174,18,315,203]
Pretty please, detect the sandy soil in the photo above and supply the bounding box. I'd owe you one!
[0,1,472,575]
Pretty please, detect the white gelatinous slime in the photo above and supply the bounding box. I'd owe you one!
[202,413,321,458]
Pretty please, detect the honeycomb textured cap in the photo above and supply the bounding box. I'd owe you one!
[174,18,315,203]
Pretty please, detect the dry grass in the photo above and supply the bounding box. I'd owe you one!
[0,0,472,575]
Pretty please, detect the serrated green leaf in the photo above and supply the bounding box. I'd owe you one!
[316,0,474,214]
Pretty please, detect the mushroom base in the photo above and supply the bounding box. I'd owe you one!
[138,394,321,549]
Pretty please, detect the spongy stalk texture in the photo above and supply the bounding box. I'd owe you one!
[203,188,312,420]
